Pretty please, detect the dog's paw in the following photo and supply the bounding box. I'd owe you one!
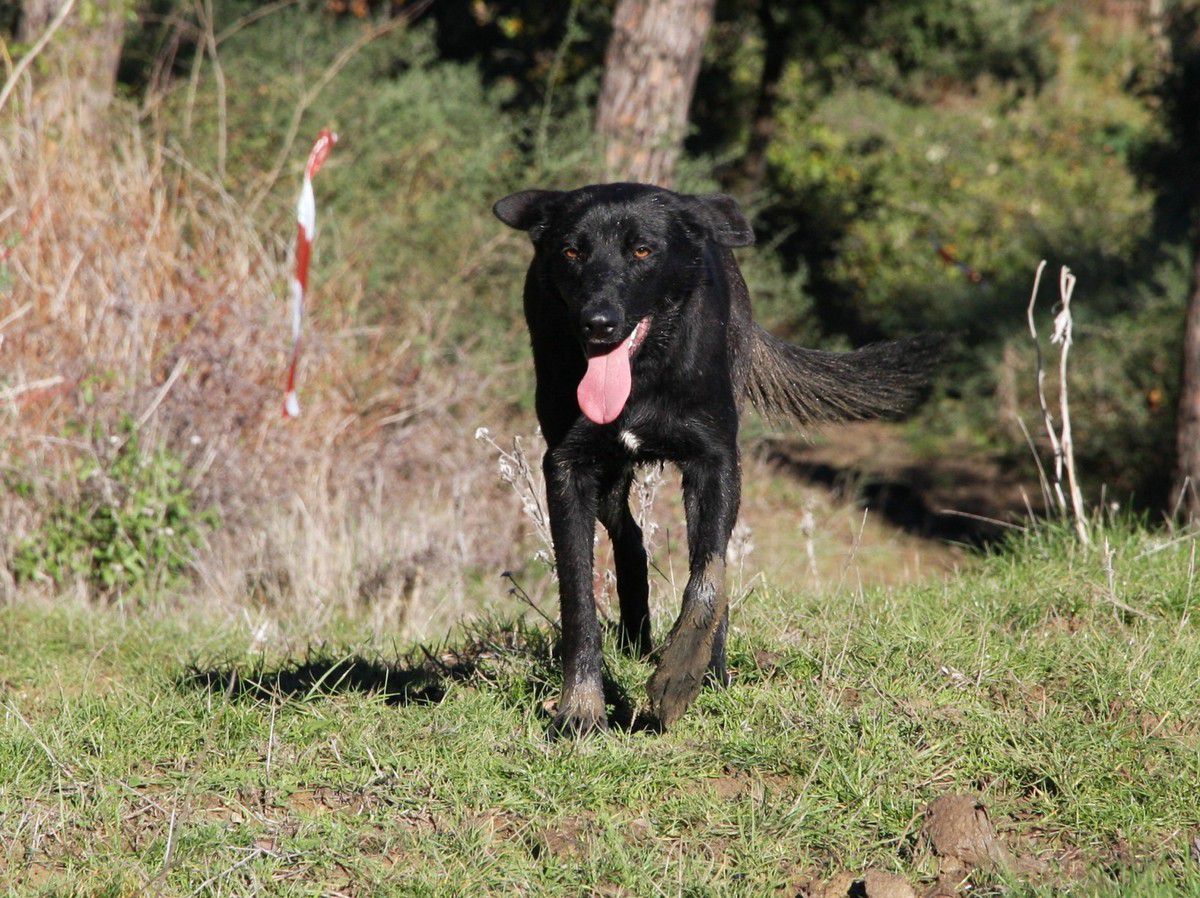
[547,683,608,740]
[647,628,713,729]
[548,709,609,740]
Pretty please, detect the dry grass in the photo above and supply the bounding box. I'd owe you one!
[0,93,528,630]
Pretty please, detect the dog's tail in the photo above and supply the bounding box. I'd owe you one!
[745,326,941,424]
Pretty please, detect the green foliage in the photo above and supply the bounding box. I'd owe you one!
[854,0,1055,90]
[791,0,1054,96]
[698,0,1053,156]
[767,78,1155,337]
[11,420,214,597]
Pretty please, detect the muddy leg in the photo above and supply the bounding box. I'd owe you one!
[647,451,740,729]
[598,467,652,657]
[543,450,607,738]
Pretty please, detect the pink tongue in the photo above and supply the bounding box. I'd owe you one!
[577,329,635,425]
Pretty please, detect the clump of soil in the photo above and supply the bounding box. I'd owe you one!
[862,870,919,898]
[921,793,1013,873]
[811,869,917,898]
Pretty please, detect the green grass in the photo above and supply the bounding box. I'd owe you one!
[2,526,1199,896]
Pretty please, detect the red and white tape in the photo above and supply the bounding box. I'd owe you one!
[283,128,338,418]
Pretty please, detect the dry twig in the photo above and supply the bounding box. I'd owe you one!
[1026,260,1090,545]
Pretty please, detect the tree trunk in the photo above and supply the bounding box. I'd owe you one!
[736,0,787,188]
[20,0,126,120]
[1174,240,1200,520]
[595,0,716,186]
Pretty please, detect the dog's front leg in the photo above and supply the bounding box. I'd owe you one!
[647,450,740,729]
[543,451,607,737]
[597,468,652,657]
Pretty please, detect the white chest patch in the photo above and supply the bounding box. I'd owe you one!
[619,429,641,452]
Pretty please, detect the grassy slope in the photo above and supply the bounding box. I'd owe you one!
[2,527,1199,897]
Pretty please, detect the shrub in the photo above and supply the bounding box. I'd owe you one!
[11,420,215,598]
[766,79,1155,338]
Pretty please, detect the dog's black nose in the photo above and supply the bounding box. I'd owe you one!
[581,308,620,342]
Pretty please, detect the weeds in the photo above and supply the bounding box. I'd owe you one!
[475,426,553,570]
[11,419,212,598]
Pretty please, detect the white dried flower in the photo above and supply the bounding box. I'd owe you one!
[1051,307,1071,345]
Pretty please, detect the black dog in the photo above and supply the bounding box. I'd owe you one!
[494,183,937,736]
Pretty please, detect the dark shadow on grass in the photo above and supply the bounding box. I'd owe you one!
[178,617,658,735]
[182,652,465,706]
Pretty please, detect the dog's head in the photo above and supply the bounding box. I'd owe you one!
[493,183,753,423]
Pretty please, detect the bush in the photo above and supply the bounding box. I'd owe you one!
[11,420,214,597]
[766,79,1155,338]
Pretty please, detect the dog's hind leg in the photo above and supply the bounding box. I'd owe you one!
[543,451,608,738]
[597,467,652,657]
[647,450,740,729]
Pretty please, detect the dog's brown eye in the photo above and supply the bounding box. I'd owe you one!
[563,246,580,261]
[633,245,653,259]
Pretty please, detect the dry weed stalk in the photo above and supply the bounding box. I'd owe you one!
[1025,260,1090,545]
[474,427,553,568]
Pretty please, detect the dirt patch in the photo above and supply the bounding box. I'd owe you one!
[753,648,783,675]
[283,786,438,833]
[625,816,654,842]
[536,814,594,861]
[285,786,373,815]
[462,809,524,842]
[705,765,794,801]
[1094,698,1197,745]
[862,870,918,898]
[818,681,862,708]
[709,774,750,801]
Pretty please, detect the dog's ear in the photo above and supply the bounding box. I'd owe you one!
[690,194,755,247]
[493,190,562,239]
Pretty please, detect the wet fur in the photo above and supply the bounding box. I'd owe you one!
[494,183,936,736]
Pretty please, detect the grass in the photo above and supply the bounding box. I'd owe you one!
[2,525,1199,896]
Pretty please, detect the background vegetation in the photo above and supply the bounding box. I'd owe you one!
[4,0,1198,605]
[121,0,1197,502]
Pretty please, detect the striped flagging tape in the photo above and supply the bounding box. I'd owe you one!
[283,128,338,418]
